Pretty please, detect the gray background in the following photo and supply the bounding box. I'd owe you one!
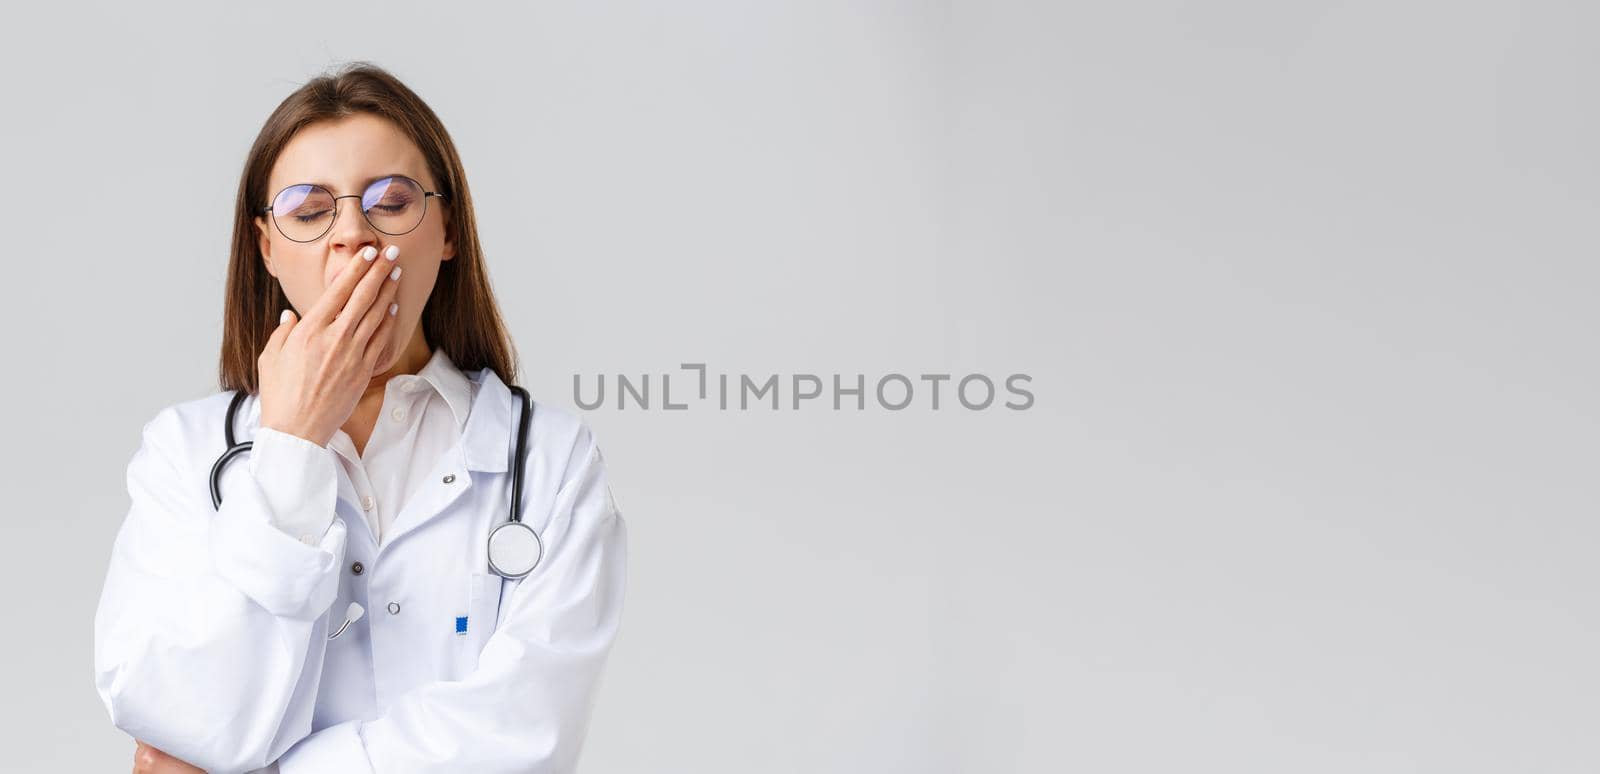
[1,1,1594,771]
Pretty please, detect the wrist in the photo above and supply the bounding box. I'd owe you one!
[261,421,327,447]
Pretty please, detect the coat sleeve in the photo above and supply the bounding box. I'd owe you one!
[272,428,630,774]
[93,407,349,774]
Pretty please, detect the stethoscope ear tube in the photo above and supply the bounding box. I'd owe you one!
[209,441,252,510]
[329,602,364,640]
[211,390,254,510]
[507,385,532,525]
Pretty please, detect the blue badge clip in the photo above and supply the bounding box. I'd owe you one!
[455,616,468,635]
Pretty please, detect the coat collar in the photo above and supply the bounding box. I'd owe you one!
[459,366,515,473]
[412,347,475,435]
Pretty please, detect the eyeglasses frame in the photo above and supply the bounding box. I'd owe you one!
[261,174,448,243]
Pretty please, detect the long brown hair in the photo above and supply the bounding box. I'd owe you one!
[218,61,518,394]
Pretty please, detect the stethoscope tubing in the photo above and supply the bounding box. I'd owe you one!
[208,389,253,510]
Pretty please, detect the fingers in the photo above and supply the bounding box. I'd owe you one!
[352,259,402,345]
[264,307,297,354]
[136,743,204,774]
[363,292,400,368]
[133,740,186,773]
[332,245,401,337]
[303,245,384,327]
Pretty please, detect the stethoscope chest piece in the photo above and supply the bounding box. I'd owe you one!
[487,520,543,579]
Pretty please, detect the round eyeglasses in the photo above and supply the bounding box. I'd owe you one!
[262,175,447,243]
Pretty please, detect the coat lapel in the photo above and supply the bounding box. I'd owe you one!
[371,367,515,554]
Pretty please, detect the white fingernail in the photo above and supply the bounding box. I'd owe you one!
[384,245,400,261]
[389,302,398,316]
[390,266,402,280]
[361,246,377,261]
[280,309,292,324]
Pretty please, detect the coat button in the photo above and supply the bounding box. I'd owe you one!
[350,561,364,575]
[442,474,456,484]
[387,602,401,615]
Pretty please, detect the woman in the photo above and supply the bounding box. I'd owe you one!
[93,62,628,774]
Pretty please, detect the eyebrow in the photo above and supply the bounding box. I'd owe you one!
[288,172,428,194]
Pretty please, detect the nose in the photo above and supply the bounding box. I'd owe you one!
[327,194,379,258]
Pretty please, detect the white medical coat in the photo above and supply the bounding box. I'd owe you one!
[92,367,628,773]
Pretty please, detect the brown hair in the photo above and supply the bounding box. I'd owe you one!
[218,61,519,394]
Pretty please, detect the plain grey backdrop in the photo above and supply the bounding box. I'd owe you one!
[1,1,1595,771]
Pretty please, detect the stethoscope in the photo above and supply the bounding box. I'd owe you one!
[208,384,545,639]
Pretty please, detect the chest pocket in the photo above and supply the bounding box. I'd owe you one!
[457,571,505,672]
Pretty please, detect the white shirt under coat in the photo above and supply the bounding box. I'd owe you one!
[321,347,478,548]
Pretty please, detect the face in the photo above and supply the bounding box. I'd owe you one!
[255,112,455,373]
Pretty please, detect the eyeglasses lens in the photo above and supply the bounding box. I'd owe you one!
[361,176,426,235]
[271,184,336,242]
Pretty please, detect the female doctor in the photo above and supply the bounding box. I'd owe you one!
[92,62,628,774]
